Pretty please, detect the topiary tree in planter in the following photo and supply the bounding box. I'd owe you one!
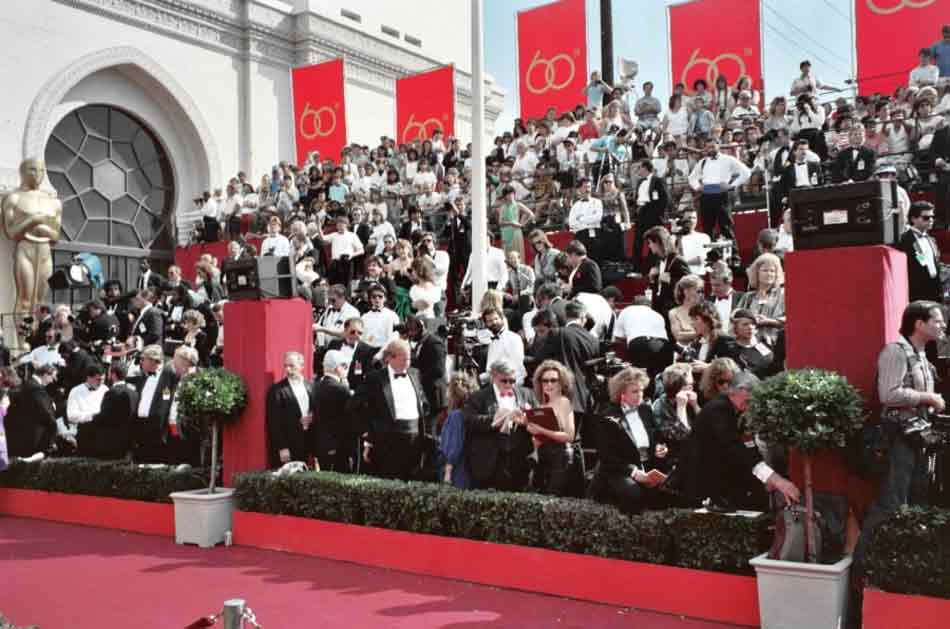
[744,368,864,562]
[177,367,247,493]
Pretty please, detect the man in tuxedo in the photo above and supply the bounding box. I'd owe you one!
[136,259,164,292]
[312,349,355,472]
[899,202,942,302]
[685,371,800,510]
[165,265,193,291]
[462,359,536,491]
[404,315,448,435]
[103,281,134,340]
[780,140,823,199]
[564,240,602,298]
[441,197,471,289]
[130,344,188,463]
[931,115,950,222]
[834,124,875,183]
[351,338,429,480]
[534,282,568,327]
[5,363,58,457]
[588,367,668,513]
[78,300,120,348]
[27,303,54,350]
[707,261,742,334]
[80,360,138,459]
[632,160,669,273]
[534,300,600,425]
[265,351,316,467]
[327,317,378,390]
[398,206,431,245]
[129,289,164,348]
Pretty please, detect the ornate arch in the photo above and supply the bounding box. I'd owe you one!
[22,46,221,188]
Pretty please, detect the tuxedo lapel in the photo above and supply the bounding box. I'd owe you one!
[382,376,396,421]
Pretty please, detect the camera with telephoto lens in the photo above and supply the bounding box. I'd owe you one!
[586,352,633,411]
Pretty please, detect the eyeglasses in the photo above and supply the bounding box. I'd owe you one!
[921,215,935,220]
[498,378,516,384]
[541,378,560,384]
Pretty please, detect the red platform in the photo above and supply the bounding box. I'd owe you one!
[223,298,314,484]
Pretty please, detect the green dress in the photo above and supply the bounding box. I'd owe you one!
[500,201,525,259]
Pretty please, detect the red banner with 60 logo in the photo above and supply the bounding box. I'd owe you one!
[292,58,348,164]
[396,65,455,146]
[517,0,588,120]
[669,0,762,97]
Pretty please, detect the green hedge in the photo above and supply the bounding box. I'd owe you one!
[0,458,207,504]
[865,506,950,599]
[235,471,771,575]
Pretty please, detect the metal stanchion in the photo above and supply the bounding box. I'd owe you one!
[222,599,246,629]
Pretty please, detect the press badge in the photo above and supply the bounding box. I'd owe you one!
[139,323,146,333]
[162,387,172,401]
[652,191,659,201]
[588,228,596,238]
[857,160,864,170]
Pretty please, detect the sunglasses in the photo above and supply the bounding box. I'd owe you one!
[499,378,516,384]
[921,215,935,220]
[541,378,560,384]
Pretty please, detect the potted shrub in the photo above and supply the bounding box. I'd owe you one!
[745,368,864,629]
[170,367,247,547]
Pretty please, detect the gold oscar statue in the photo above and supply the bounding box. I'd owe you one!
[1,158,62,316]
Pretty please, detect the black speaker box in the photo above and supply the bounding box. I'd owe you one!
[790,180,903,250]
[222,255,295,300]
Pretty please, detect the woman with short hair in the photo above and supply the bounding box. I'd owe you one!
[651,363,700,464]
[736,253,785,347]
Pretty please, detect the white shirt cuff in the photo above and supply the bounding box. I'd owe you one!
[752,461,774,485]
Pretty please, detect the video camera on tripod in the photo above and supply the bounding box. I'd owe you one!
[585,352,632,412]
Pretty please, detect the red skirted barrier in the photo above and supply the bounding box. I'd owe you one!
[862,589,950,629]
[784,246,908,514]
[222,299,314,485]
[0,488,174,537]
[233,510,760,627]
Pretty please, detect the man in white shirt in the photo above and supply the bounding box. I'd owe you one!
[19,329,65,369]
[61,365,108,446]
[462,245,508,290]
[512,143,539,187]
[676,209,711,276]
[728,91,758,128]
[325,216,365,290]
[789,60,839,96]
[612,296,669,344]
[260,216,291,258]
[567,177,604,259]
[412,160,438,192]
[482,306,526,385]
[574,290,614,341]
[910,48,939,88]
[361,285,401,349]
[418,232,451,300]
[688,139,751,242]
[314,285,361,347]
[707,262,740,335]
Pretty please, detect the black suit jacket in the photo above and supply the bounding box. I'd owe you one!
[569,257,602,297]
[137,270,165,292]
[89,382,139,457]
[132,306,164,347]
[834,146,876,183]
[132,365,180,447]
[705,292,742,319]
[351,366,429,439]
[398,219,432,242]
[441,214,472,264]
[593,403,660,478]
[327,339,379,391]
[5,379,57,457]
[28,316,54,351]
[898,229,942,302]
[780,161,823,196]
[312,376,353,455]
[651,254,691,315]
[265,377,317,466]
[686,395,764,506]
[932,125,950,166]
[462,384,537,486]
[412,332,448,413]
[636,175,669,224]
[535,323,600,413]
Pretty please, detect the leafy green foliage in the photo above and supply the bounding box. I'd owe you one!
[745,368,865,453]
[235,471,771,575]
[0,457,207,503]
[865,506,950,599]
[177,368,247,428]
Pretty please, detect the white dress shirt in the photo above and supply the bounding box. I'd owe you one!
[462,247,508,287]
[688,153,752,192]
[574,292,614,341]
[793,161,812,187]
[712,292,735,330]
[486,329,526,384]
[910,65,939,88]
[568,196,604,232]
[388,366,419,421]
[910,227,938,278]
[66,383,108,424]
[20,344,65,368]
[137,371,161,418]
[326,230,365,261]
[316,301,361,347]
[370,222,396,255]
[613,305,669,341]
[636,174,654,207]
[679,231,711,276]
[288,377,310,417]
[260,234,291,257]
[362,307,401,348]
[621,405,651,464]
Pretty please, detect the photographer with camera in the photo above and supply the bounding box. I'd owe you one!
[790,91,829,161]
[854,301,947,574]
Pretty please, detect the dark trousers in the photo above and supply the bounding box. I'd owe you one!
[853,433,929,574]
[600,216,626,263]
[329,259,354,295]
[699,192,735,242]
[372,432,422,481]
[632,208,663,272]
[576,228,603,265]
[480,449,532,492]
[588,467,656,514]
[535,443,575,497]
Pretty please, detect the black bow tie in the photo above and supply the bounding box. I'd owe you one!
[715,296,730,302]
[87,385,97,391]
[328,307,340,313]
[710,155,719,160]
[371,308,382,312]
[393,372,408,379]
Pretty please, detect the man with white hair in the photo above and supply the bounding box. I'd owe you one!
[313,349,354,472]
[265,351,316,467]
[352,338,428,480]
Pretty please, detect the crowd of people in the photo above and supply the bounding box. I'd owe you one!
[3,29,950,528]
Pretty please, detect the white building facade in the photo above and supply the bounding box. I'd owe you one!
[0,0,504,320]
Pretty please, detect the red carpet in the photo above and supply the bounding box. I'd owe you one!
[0,517,744,629]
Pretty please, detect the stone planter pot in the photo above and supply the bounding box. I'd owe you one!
[749,552,852,629]
[170,487,234,548]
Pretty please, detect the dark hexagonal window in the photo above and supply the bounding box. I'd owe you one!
[112,195,139,222]
[43,105,174,254]
[67,157,93,194]
[93,161,126,201]
[82,135,110,165]
[79,189,108,218]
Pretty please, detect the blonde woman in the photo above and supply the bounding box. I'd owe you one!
[528,359,576,496]
[698,356,739,403]
[439,372,480,488]
[181,309,211,366]
[736,253,785,346]
[389,238,414,320]
[668,274,703,345]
